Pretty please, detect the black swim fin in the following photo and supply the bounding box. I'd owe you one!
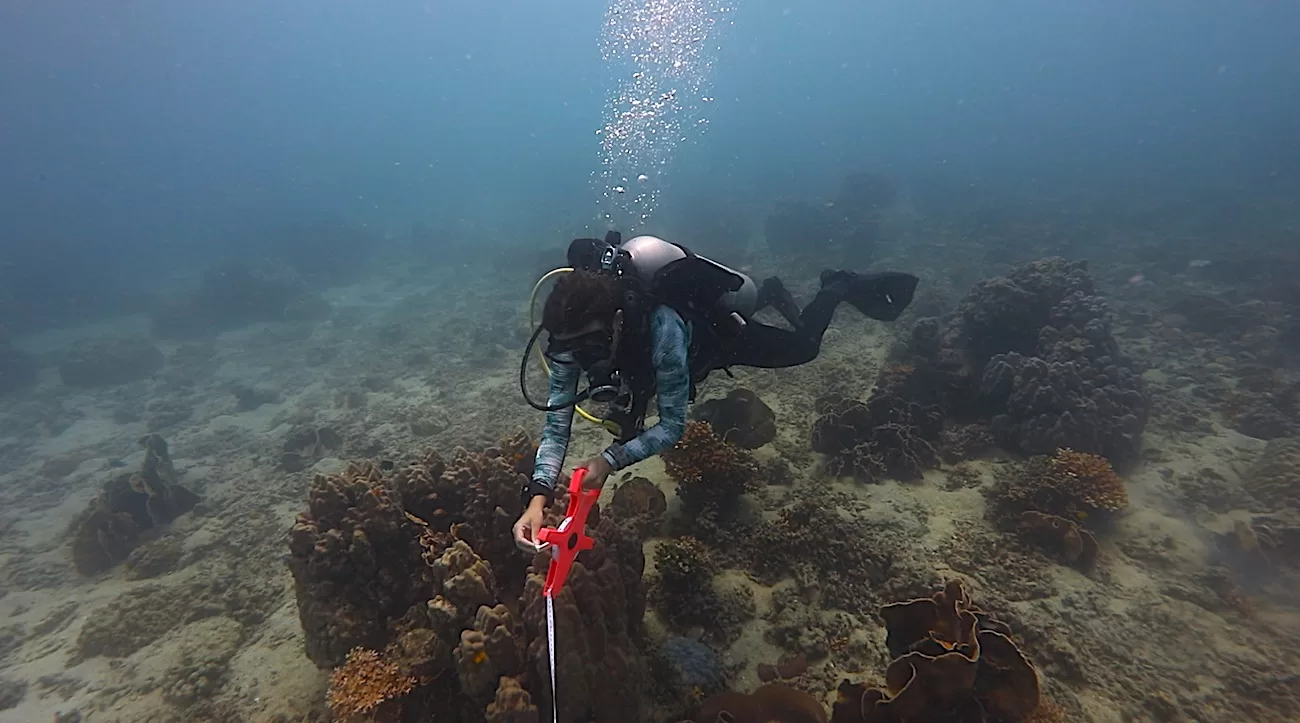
[821,270,919,321]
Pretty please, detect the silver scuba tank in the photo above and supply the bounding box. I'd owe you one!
[616,235,756,320]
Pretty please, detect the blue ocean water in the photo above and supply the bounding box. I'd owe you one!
[2,0,1297,333]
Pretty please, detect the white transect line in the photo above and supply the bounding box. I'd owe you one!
[546,593,558,723]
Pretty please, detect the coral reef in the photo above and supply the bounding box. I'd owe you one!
[691,683,829,723]
[288,435,652,722]
[57,335,164,388]
[811,392,943,482]
[985,449,1128,536]
[691,388,778,449]
[662,420,760,532]
[900,258,1149,468]
[69,434,201,576]
[830,580,1041,723]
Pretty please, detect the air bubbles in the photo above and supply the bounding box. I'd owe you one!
[592,0,732,226]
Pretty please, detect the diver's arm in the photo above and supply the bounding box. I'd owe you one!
[601,307,690,470]
[530,353,580,497]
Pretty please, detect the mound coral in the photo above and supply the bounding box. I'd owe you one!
[900,258,1149,469]
[830,580,1041,723]
[288,432,652,722]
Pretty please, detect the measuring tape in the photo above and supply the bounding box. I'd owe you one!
[535,467,600,721]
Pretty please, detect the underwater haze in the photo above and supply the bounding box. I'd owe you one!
[2,2,1300,722]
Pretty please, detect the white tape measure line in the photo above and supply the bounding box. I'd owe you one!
[546,592,558,722]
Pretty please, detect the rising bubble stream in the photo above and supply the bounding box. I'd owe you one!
[594,0,732,227]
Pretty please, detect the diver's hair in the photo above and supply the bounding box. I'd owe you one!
[542,270,619,334]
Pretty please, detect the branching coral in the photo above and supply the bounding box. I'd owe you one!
[986,448,1127,533]
[326,646,418,720]
[830,580,1041,723]
[662,420,760,520]
[650,537,726,633]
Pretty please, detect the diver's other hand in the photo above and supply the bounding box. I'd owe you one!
[578,456,613,491]
[512,497,547,554]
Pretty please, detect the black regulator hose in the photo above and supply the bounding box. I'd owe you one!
[520,323,591,413]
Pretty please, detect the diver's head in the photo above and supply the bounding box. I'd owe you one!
[542,270,621,368]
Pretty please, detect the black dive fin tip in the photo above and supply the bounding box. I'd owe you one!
[849,271,919,321]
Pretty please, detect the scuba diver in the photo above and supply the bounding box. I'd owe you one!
[513,231,918,553]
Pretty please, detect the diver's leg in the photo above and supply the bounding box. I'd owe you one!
[721,286,845,368]
[718,270,918,369]
[754,276,803,329]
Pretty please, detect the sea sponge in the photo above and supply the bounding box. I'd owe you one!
[326,647,417,720]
